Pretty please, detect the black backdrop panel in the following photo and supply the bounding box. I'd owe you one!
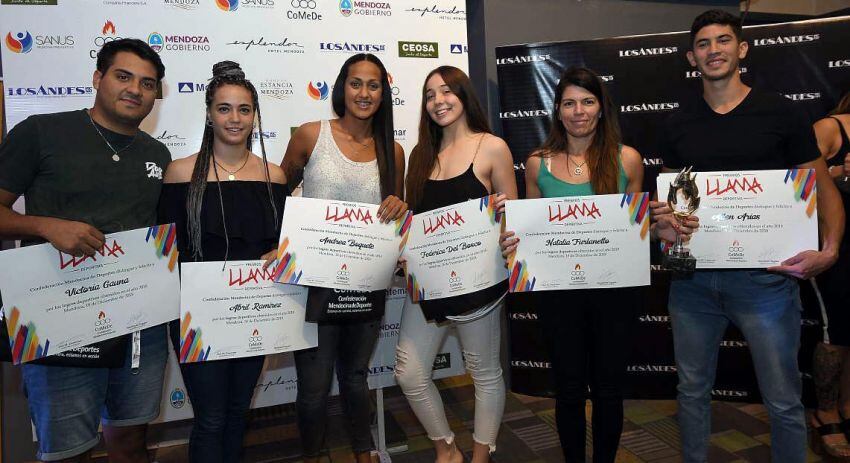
[497,17,850,402]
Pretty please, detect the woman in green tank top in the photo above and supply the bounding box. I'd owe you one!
[501,67,644,463]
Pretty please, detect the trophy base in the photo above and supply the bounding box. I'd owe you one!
[663,251,697,274]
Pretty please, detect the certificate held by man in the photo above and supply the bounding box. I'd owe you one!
[273,196,412,291]
[179,261,317,363]
[402,195,506,302]
[0,225,180,364]
[656,169,818,268]
[505,193,651,292]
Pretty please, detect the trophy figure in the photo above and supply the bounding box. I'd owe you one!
[663,167,700,274]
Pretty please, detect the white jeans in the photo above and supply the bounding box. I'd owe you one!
[394,299,505,452]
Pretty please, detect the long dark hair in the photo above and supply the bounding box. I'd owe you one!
[186,61,277,261]
[331,53,397,199]
[534,67,622,195]
[406,66,490,210]
[830,91,850,116]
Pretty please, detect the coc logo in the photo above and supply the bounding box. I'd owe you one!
[5,31,33,54]
[248,328,264,350]
[336,263,351,283]
[216,0,239,11]
[728,240,744,258]
[448,270,462,290]
[307,81,329,100]
[387,73,405,106]
[570,264,586,283]
[94,310,114,334]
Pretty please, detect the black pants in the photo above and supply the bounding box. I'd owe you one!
[294,319,380,457]
[169,320,264,463]
[537,287,640,463]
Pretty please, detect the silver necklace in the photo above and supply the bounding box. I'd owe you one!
[87,111,137,162]
[567,154,587,176]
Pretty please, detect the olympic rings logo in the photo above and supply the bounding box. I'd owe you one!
[292,0,316,8]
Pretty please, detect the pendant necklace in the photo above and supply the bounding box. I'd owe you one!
[213,151,250,181]
[568,155,587,176]
[88,110,137,162]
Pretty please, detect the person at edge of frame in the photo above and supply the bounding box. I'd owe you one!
[0,38,171,463]
[808,91,850,458]
[649,9,844,463]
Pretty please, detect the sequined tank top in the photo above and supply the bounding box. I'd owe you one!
[302,120,382,204]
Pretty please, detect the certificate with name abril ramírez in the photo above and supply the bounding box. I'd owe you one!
[273,197,412,291]
[402,195,506,302]
[656,169,818,268]
[0,225,180,364]
[505,193,651,292]
[178,260,317,363]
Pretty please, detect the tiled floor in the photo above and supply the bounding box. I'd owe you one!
[85,374,829,462]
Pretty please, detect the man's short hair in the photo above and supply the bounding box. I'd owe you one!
[690,9,743,48]
[96,38,165,81]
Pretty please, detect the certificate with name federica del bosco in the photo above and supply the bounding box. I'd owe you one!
[402,195,506,302]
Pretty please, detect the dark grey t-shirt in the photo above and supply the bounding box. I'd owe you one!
[0,109,171,237]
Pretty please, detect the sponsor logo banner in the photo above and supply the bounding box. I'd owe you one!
[398,40,438,58]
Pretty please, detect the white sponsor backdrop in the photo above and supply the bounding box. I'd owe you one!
[1,0,469,423]
[0,0,469,161]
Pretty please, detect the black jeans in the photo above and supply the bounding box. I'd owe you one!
[169,321,264,463]
[537,287,640,463]
[294,319,380,457]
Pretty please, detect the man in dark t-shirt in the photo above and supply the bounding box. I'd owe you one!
[651,10,844,463]
[0,40,171,462]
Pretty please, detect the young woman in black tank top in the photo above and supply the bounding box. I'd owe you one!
[397,66,517,463]
[158,62,288,463]
[809,93,850,457]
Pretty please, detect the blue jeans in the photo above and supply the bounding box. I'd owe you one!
[169,320,265,463]
[22,324,168,461]
[669,271,805,463]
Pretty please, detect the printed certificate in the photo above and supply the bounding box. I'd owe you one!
[273,197,411,291]
[402,195,506,302]
[656,169,819,268]
[0,225,180,364]
[505,193,651,291]
[178,261,316,363]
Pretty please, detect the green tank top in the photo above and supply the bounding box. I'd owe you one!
[537,150,629,197]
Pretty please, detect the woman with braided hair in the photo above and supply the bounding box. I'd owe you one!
[158,60,287,463]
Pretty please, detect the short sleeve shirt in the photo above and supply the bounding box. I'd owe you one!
[659,88,820,171]
[0,109,171,239]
